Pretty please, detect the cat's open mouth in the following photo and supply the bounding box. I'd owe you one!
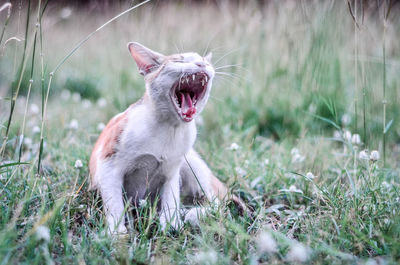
[170,71,209,122]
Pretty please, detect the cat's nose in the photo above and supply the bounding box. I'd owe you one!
[195,61,206,68]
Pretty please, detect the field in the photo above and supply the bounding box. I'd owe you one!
[1,0,400,264]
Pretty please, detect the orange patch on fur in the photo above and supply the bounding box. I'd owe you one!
[89,111,128,178]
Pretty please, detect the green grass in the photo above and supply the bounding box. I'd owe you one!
[1,1,400,264]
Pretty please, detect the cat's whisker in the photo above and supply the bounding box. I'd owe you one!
[213,47,243,66]
[214,75,242,90]
[215,64,243,70]
[209,95,224,103]
[215,71,243,79]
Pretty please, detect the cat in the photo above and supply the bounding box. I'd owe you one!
[89,42,246,234]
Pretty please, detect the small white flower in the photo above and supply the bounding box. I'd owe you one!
[359,150,369,160]
[343,130,352,142]
[72,92,81,102]
[68,119,79,130]
[381,181,392,190]
[60,89,71,100]
[229,142,240,151]
[82,99,92,109]
[139,199,147,208]
[280,185,303,194]
[36,225,50,242]
[289,185,303,193]
[290,148,299,156]
[370,150,380,161]
[341,114,351,126]
[194,250,218,264]
[97,122,105,131]
[235,167,247,177]
[305,172,317,179]
[333,130,341,139]
[59,7,72,19]
[97,98,107,108]
[255,231,277,254]
[286,242,309,263]
[308,104,317,114]
[292,153,305,164]
[351,134,361,145]
[264,159,270,166]
[24,137,33,147]
[32,125,40,134]
[30,103,40,115]
[74,159,83,168]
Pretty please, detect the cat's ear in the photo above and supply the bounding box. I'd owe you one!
[127,42,164,76]
[205,52,212,62]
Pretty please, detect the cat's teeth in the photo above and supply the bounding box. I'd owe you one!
[201,79,205,86]
[192,74,195,81]
[205,76,208,82]
[186,77,189,84]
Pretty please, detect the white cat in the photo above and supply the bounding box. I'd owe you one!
[89,42,246,234]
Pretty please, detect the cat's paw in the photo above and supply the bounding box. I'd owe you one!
[184,207,207,227]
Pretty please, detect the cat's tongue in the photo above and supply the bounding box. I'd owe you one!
[180,92,196,118]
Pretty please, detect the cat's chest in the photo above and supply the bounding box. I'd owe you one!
[119,107,197,162]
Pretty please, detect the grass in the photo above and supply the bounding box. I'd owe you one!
[1,1,400,264]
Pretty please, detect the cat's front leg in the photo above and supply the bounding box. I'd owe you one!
[159,165,182,231]
[98,163,127,234]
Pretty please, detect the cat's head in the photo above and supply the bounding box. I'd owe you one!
[128,42,214,123]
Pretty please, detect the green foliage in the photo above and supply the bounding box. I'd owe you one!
[65,77,100,101]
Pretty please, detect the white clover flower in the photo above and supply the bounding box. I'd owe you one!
[308,104,317,114]
[305,172,317,179]
[341,114,351,126]
[290,148,299,156]
[279,185,303,194]
[381,181,392,190]
[264,159,270,166]
[24,137,33,147]
[59,7,72,19]
[82,99,92,109]
[292,153,305,164]
[32,125,40,134]
[36,225,50,242]
[72,92,81,102]
[255,231,277,254]
[139,199,147,208]
[286,242,309,263]
[343,130,352,142]
[97,98,107,108]
[30,103,40,115]
[229,142,240,151]
[359,150,369,160]
[370,150,380,162]
[333,130,341,139]
[60,89,71,100]
[74,159,83,168]
[351,134,361,145]
[97,122,105,132]
[68,119,79,130]
[194,250,218,264]
[235,167,247,177]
